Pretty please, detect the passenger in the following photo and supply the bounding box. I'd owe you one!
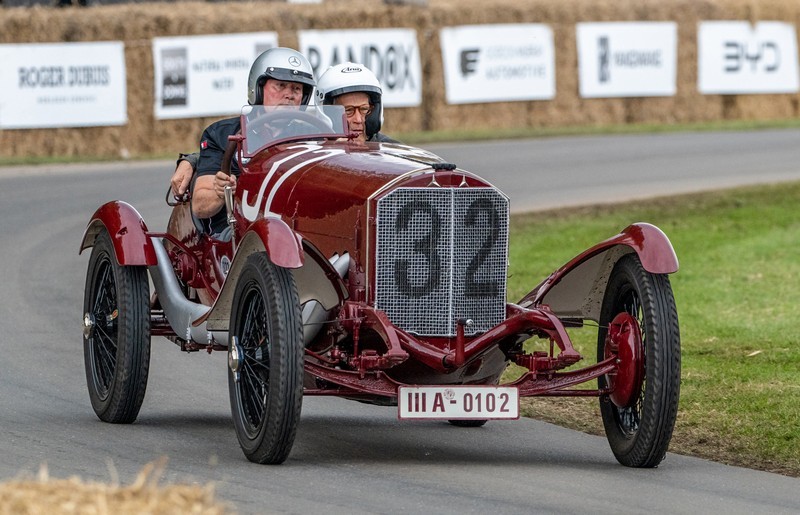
[189,47,315,235]
[170,62,398,198]
[315,62,398,144]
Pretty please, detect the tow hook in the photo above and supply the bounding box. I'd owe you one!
[228,336,243,383]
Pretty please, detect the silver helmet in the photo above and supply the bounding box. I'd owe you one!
[315,62,383,139]
[247,47,315,106]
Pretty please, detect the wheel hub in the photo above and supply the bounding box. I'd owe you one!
[604,312,644,408]
[228,335,244,382]
[83,312,95,339]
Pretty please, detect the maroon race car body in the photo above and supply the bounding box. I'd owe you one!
[80,105,680,466]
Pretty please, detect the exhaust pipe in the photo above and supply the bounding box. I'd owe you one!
[302,253,349,345]
[148,237,212,344]
[149,237,348,348]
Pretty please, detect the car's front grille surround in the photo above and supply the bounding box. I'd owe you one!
[375,187,509,336]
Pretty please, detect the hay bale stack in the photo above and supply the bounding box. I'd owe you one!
[0,0,798,158]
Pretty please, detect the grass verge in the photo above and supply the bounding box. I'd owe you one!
[504,181,800,477]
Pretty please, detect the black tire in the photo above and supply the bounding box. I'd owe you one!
[229,253,303,464]
[83,229,150,423]
[597,254,680,468]
[448,419,488,428]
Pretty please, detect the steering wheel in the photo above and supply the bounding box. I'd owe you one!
[249,109,334,135]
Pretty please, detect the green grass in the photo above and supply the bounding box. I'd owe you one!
[505,182,800,476]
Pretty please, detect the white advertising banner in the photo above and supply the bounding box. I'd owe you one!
[298,29,422,107]
[0,42,126,129]
[577,22,677,98]
[698,21,799,94]
[153,32,278,119]
[439,24,555,104]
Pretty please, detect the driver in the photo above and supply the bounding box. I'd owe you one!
[190,47,315,235]
[171,62,398,198]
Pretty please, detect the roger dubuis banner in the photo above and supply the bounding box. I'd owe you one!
[298,28,422,107]
[576,22,677,98]
[153,32,278,119]
[698,21,800,94]
[0,42,126,129]
[439,24,555,104]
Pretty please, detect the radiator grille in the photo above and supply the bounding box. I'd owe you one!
[375,187,509,336]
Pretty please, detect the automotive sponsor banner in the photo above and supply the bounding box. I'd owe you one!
[576,22,677,98]
[698,21,799,94]
[153,32,278,119]
[439,24,555,104]
[0,42,126,129]
[298,29,422,107]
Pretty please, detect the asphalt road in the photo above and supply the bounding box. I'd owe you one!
[1,130,799,514]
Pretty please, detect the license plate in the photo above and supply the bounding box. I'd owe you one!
[398,386,519,420]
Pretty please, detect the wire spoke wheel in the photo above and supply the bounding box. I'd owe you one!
[597,254,680,468]
[229,253,303,464]
[83,228,150,424]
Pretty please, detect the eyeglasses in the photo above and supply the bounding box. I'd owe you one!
[342,104,374,117]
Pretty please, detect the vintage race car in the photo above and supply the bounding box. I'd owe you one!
[80,105,680,466]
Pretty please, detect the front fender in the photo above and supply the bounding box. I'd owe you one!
[79,201,157,266]
[519,223,678,322]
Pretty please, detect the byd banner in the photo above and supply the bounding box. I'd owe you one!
[298,29,422,107]
[153,32,278,119]
[0,42,126,129]
[698,21,800,94]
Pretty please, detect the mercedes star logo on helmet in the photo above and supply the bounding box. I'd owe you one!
[288,56,301,67]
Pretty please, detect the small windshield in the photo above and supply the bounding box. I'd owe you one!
[241,105,348,156]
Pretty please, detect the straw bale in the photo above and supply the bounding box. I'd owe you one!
[0,460,231,514]
[0,0,799,158]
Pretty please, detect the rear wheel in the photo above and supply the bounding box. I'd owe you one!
[228,253,303,464]
[597,254,680,468]
[83,229,150,423]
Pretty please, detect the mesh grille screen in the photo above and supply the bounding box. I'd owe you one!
[375,188,509,336]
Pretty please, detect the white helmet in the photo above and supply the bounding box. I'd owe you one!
[315,62,383,139]
[247,47,315,106]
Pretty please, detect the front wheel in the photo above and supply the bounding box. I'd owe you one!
[83,229,151,423]
[597,254,680,468]
[228,253,303,464]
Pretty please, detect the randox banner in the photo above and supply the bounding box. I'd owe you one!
[698,21,800,94]
[439,24,555,104]
[153,32,278,119]
[0,41,126,129]
[298,28,422,107]
[576,22,677,98]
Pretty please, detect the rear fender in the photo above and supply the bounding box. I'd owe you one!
[78,201,157,266]
[199,216,348,332]
[519,223,678,322]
